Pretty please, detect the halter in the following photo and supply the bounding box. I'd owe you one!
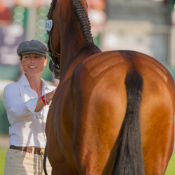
[45,0,60,71]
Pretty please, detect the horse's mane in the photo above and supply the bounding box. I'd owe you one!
[48,0,93,43]
[47,0,57,19]
[72,0,93,43]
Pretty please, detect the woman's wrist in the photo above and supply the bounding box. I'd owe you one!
[41,95,50,105]
[41,91,55,105]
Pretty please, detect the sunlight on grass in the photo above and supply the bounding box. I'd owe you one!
[165,151,175,175]
[0,148,7,175]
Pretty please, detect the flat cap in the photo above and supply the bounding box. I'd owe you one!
[17,40,48,57]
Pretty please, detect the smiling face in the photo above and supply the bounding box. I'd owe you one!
[21,53,47,77]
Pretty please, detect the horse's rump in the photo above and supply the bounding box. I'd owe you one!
[70,50,174,174]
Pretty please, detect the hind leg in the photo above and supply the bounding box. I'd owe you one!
[72,82,127,174]
[140,91,174,175]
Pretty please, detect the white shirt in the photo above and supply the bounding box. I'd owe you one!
[3,74,56,148]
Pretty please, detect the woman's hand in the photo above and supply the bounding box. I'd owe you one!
[45,90,56,104]
[35,89,56,112]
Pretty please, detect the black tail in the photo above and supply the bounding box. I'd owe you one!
[112,71,145,175]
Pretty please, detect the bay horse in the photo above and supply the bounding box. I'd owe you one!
[45,0,175,174]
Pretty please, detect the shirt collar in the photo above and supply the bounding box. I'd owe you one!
[18,73,50,91]
[18,73,30,87]
[41,78,50,91]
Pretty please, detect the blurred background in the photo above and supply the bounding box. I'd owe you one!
[0,0,175,174]
[1,0,174,133]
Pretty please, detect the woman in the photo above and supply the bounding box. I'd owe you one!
[3,40,56,175]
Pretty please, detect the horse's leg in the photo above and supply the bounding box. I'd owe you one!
[140,76,174,175]
[46,109,75,175]
[72,95,125,174]
[72,66,128,174]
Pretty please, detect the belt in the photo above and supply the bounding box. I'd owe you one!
[10,145,45,156]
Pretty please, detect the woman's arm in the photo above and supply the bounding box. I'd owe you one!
[3,83,55,123]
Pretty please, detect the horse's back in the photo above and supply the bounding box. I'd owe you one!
[71,50,175,174]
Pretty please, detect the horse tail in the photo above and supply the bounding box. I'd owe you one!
[112,71,145,175]
[43,143,48,175]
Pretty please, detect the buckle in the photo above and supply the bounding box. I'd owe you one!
[40,149,45,156]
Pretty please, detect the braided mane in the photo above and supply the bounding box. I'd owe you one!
[72,0,93,43]
[85,0,88,8]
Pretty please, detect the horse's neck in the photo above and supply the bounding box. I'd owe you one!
[58,0,101,79]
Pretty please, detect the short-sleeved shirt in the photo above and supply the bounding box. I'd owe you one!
[3,73,56,148]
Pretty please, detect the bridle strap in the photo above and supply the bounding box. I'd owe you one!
[47,0,61,70]
[49,33,61,57]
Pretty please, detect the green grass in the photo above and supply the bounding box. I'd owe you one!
[165,151,175,175]
[0,148,7,175]
[0,148,174,174]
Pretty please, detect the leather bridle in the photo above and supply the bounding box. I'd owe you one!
[48,33,60,70]
[46,0,88,72]
[47,0,60,71]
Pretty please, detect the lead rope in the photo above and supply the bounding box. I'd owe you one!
[43,143,48,175]
[43,1,59,174]
[43,2,54,175]
[43,108,48,175]
[42,89,48,175]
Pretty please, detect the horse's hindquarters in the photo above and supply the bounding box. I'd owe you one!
[139,70,174,175]
[72,61,128,174]
[72,50,175,175]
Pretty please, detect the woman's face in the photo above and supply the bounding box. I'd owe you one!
[21,53,47,76]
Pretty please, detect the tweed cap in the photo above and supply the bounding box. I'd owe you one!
[17,40,48,57]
